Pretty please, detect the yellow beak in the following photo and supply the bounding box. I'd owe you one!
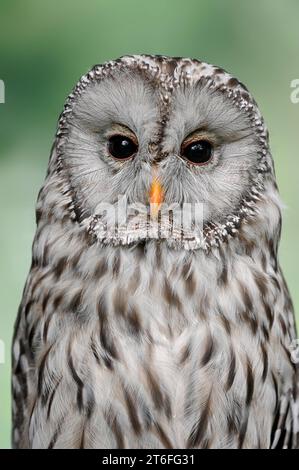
[149,174,164,219]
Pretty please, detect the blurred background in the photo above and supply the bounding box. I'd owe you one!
[0,0,298,448]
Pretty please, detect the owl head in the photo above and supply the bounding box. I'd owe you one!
[45,55,278,251]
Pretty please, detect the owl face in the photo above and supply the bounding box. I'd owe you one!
[58,56,270,249]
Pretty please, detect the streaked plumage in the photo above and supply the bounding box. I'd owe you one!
[12,55,298,448]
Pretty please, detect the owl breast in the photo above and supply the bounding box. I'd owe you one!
[25,236,289,449]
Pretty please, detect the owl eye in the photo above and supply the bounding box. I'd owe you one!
[181,140,213,165]
[107,135,138,160]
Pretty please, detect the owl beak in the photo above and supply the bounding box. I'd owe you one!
[149,174,164,220]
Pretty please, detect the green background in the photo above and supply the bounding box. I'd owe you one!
[0,0,298,449]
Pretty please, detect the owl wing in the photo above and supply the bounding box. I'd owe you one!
[12,267,41,448]
[270,270,299,449]
[270,378,299,449]
[12,142,59,448]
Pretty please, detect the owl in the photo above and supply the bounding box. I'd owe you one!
[12,55,298,449]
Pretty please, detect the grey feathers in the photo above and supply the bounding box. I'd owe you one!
[12,55,298,449]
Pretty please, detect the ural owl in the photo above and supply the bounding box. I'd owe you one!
[12,55,298,449]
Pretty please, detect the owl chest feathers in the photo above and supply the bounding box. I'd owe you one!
[25,230,293,448]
